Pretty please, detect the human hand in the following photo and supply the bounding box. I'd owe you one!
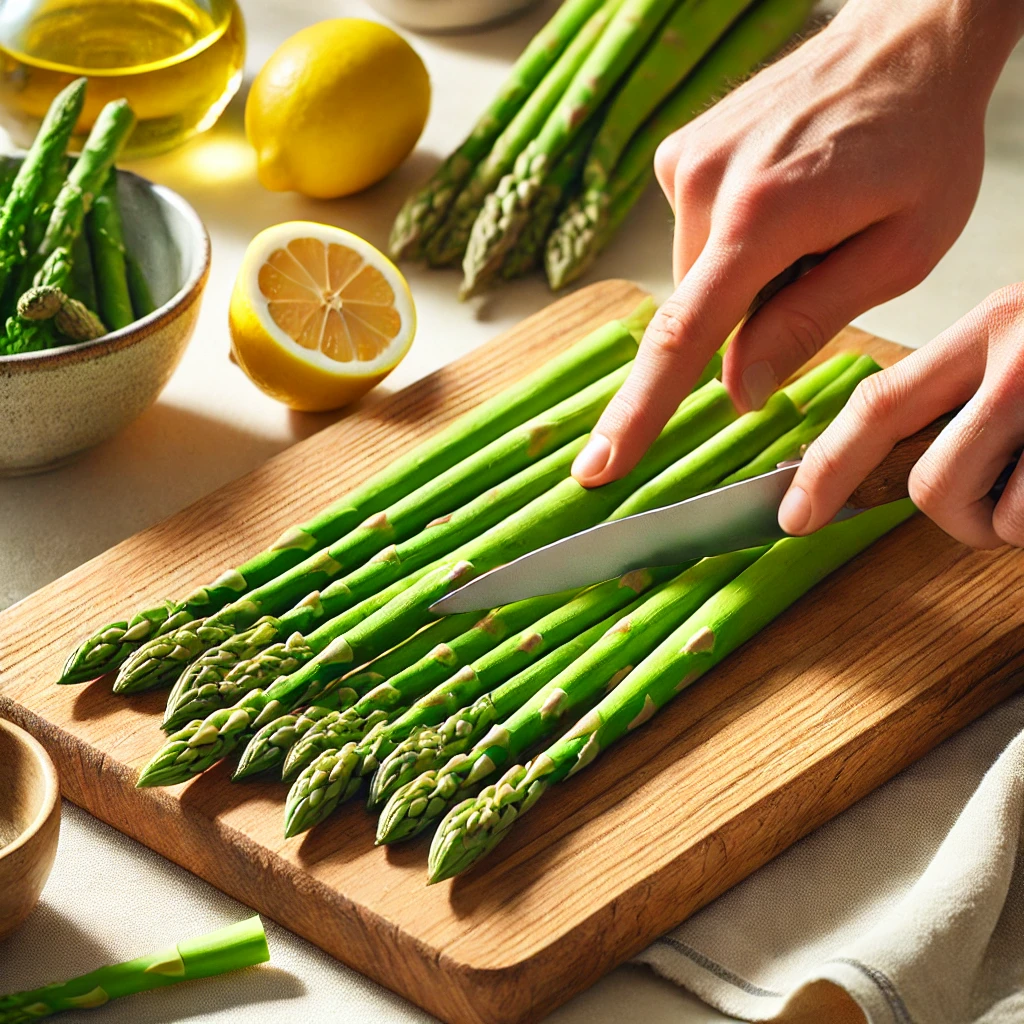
[780,284,1024,549]
[571,0,1024,488]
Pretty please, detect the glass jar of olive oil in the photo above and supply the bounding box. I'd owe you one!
[0,0,245,157]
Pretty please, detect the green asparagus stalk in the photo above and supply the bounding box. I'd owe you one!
[585,0,756,195]
[87,171,134,331]
[281,562,680,787]
[0,78,85,298]
[0,917,269,1023]
[501,121,596,281]
[4,98,136,352]
[720,355,880,484]
[66,224,99,313]
[137,377,739,788]
[459,0,681,295]
[135,361,635,699]
[425,0,623,270]
[546,0,814,290]
[287,599,635,837]
[428,500,917,881]
[376,546,763,843]
[62,308,648,684]
[231,609,482,778]
[388,0,607,260]
[13,155,70,300]
[125,249,156,318]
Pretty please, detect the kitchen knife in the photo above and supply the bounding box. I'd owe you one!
[430,413,1018,614]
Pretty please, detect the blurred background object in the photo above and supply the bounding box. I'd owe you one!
[0,0,245,157]
[366,0,542,34]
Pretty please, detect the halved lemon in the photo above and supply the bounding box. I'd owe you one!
[229,221,416,411]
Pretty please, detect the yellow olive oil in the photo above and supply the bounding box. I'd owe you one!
[0,0,245,157]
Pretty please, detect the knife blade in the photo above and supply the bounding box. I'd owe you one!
[429,412,1019,615]
[429,463,833,613]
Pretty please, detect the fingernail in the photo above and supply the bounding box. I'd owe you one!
[778,486,812,534]
[742,361,778,410]
[572,434,612,481]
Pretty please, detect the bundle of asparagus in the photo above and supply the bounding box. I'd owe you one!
[59,289,905,879]
[389,0,814,297]
[0,79,154,355]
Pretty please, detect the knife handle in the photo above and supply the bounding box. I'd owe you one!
[845,412,1019,509]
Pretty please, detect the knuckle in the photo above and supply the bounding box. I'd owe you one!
[775,304,831,364]
[847,371,903,432]
[980,282,1024,326]
[907,458,950,519]
[643,301,693,358]
[653,136,680,194]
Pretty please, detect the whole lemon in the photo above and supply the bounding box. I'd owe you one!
[246,19,430,198]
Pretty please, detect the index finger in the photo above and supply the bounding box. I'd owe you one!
[572,237,789,487]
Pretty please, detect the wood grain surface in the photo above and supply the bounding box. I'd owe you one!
[2,280,1023,1024]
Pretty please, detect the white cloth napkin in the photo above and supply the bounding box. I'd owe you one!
[633,690,1024,1024]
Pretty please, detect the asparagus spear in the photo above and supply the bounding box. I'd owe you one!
[125,249,157,317]
[129,360,634,697]
[501,120,597,281]
[66,223,99,313]
[388,0,607,260]
[546,0,814,289]
[280,563,680,787]
[61,307,648,684]
[428,500,917,882]
[233,608,481,778]
[87,171,134,330]
[583,0,757,195]
[376,547,763,843]
[460,0,681,295]
[0,78,85,298]
[425,0,623,269]
[0,917,268,1023]
[137,377,739,788]
[287,603,629,837]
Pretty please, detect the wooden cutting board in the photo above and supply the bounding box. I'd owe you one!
[2,280,1023,1024]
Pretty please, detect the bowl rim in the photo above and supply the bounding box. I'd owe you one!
[0,716,60,864]
[0,167,211,374]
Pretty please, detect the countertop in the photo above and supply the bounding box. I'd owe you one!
[1,2,1022,1021]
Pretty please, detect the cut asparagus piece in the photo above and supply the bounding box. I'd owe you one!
[142,360,636,700]
[428,500,916,882]
[63,307,649,684]
[377,547,763,843]
[87,171,134,330]
[125,249,156,317]
[388,0,607,260]
[137,377,739,788]
[460,0,680,295]
[546,0,815,289]
[0,917,268,1022]
[425,0,623,269]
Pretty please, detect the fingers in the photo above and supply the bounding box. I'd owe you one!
[573,236,791,487]
[779,322,986,535]
[913,288,1024,547]
[723,219,935,413]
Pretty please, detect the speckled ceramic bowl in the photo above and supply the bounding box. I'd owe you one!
[0,161,210,475]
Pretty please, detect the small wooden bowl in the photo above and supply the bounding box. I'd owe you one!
[0,717,60,940]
